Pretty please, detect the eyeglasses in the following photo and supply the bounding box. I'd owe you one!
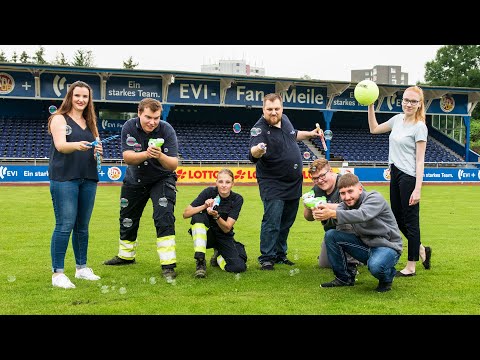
[402,98,420,106]
[312,169,329,181]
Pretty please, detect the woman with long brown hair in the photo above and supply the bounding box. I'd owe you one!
[48,81,103,289]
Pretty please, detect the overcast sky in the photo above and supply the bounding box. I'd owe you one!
[0,45,443,84]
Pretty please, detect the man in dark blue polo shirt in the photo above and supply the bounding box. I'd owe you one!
[103,98,179,281]
[249,93,322,270]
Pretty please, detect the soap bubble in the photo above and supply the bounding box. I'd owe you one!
[122,218,133,228]
[233,123,242,133]
[324,130,333,140]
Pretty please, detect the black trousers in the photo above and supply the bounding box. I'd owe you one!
[119,177,177,240]
[190,212,247,273]
[390,164,421,261]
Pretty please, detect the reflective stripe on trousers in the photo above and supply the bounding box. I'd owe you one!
[156,235,176,265]
[118,239,138,260]
[191,223,208,254]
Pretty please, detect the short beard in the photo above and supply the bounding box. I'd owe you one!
[266,115,281,126]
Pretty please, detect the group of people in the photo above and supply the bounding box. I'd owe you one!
[47,84,431,293]
[47,85,248,288]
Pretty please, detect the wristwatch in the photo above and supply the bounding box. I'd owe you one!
[213,216,219,220]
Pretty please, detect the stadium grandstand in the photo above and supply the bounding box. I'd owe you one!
[1,62,479,184]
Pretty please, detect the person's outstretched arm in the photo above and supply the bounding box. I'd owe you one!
[368,104,390,134]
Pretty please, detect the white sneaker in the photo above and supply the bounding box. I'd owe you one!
[52,274,76,289]
[75,267,101,281]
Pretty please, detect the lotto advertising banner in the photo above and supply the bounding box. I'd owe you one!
[1,165,479,183]
[177,167,257,183]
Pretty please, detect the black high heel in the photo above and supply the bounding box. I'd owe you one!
[422,246,432,270]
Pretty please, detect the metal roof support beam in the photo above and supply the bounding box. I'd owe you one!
[423,89,449,112]
[28,69,44,98]
[98,72,112,101]
[467,92,480,116]
[376,86,402,111]
[326,83,350,109]
[220,78,234,105]
[468,101,478,116]
[161,74,175,103]
[275,81,293,95]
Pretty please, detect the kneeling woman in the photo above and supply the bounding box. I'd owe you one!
[183,168,247,278]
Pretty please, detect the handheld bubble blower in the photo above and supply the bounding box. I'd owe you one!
[93,137,102,172]
[148,138,164,148]
[212,195,220,211]
[87,134,120,173]
[316,123,327,151]
[88,134,120,147]
[304,196,327,209]
[302,189,315,201]
[302,190,327,209]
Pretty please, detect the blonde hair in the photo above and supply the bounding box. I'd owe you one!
[217,168,234,182]
[308,158,330,174]
[404,86,426,123]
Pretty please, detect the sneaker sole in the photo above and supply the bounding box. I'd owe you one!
[103,261,135,266]
[52,282,76,289]
[75,276,101,280]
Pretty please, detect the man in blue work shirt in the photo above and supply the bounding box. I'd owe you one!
[103,98,179,281]
[249,93,322,270]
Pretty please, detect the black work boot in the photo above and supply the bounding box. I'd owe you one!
[210,249,219,267]
[195,259,207,278]
[162,268,177,281]
[320,278,354,288]
[103,255,135,265]
[376,281,392,293]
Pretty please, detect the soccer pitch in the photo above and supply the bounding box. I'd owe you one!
[1,184,479,315]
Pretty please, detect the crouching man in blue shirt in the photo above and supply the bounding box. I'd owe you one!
[313,173,402,292]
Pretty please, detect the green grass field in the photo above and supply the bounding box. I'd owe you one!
[1,183,479,315]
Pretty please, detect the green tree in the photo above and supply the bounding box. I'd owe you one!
[470,119,480,153]
[11,51,18,63]
[123,56,139,69]
[32,46,49,64]
[19,51,30,63]
[71,49,95,67]
[52,52,69,66]
[0,50,7,62]
[424,45,480,119]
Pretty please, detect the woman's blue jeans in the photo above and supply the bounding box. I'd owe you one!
[50,179,97,273]
[324,229,400,284]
